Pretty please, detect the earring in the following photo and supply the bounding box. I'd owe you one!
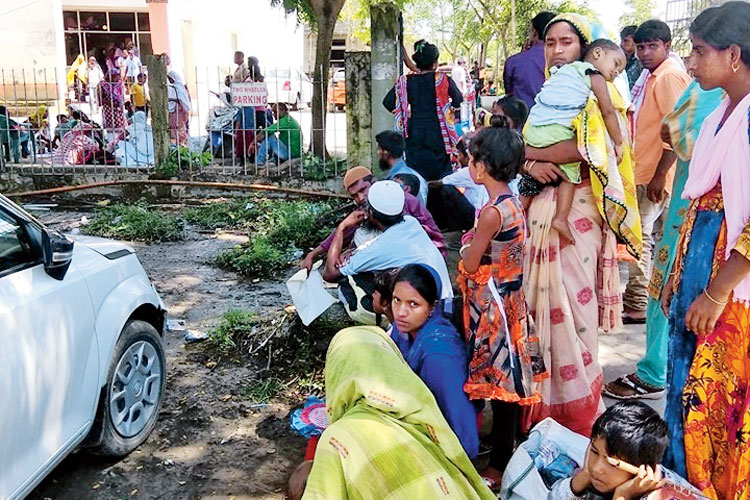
[732,63,740,73]
[477,172,484,180]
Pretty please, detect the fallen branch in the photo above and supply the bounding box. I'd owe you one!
[6,179,348,200]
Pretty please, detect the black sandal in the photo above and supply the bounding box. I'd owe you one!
[603,374,665,400]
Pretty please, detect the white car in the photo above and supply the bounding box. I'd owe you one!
[265,68,313,110]
[0,194,167,499]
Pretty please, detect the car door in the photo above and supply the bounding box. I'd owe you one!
[0,205,99,499]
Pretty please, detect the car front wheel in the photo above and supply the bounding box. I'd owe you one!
[89,320,166,456]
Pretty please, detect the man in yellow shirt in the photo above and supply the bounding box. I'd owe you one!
[130,73,149,115]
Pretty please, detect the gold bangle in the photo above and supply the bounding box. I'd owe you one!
[704,289,728,306]
[526,160,537,174]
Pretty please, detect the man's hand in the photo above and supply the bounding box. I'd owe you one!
[527,161,564,184]
[300,253,316,273]
[647,172,667,204]
[613,465,666,500]
[339,209,366,230]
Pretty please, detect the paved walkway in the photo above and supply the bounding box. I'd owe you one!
[600,322,666,414]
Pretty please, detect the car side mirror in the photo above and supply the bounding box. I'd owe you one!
[42,229,74,280]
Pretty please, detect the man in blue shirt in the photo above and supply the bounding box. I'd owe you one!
[376,130,428,206]
[502,11,557,109]
[323,180,452,300]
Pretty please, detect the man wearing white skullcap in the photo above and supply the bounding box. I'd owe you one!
[300,167,445,273]
[322,180,453,309]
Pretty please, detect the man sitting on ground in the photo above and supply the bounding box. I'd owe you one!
[255,102,302,167]
[322,180,453,324]
[376,130,428,206]
[300,167,445,272]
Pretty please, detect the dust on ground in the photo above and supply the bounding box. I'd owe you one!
[29,205,312,500]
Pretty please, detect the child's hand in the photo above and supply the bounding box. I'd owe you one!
[614,143,624,163]
[613,465,667,500]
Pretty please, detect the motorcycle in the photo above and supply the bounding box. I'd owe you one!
[203,91,238,158]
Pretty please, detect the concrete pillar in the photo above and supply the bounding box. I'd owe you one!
[370,3,400,174]
[345,51,372,170]
[146,54,170,169]
[147,0,170,55]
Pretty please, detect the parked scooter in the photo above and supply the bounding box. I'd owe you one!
[203,91,238,158]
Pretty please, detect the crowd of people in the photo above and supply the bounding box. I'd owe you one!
[292,2,750,500]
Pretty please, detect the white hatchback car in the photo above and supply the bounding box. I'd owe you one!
[0,194,167,499]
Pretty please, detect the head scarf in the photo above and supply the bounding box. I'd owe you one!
[302,325,494,500]
[28,105,48,128]
[544,13,592,46]
[167,70,191,113]
[67,55,87,86]
[115,111,154,167]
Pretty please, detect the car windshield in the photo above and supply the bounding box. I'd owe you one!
[268,69,291,79]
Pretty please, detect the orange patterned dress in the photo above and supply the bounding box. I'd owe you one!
[457,194,545,404]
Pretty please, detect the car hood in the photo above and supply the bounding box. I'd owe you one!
[67,234,135,258]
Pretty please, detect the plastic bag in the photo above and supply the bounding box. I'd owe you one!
[286,260,337,326]
[500,417,589,500]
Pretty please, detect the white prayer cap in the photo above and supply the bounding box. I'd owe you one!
[367,180,405,216]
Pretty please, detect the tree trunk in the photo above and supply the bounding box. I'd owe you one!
[309,0,345,159]
[146,54,170,168]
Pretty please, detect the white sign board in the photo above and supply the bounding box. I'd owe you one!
[231,82,268,107]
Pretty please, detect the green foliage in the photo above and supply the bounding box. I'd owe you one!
[207,308,352,401]
[182,197,264,230]
[271,0,317,27]
[619,0,655,28]
[154,146,213,179]
[216,198,343,278]
[209,309,257,354]
[302,153,347,181]
[83,200,184,243]
[216,235,289,277]
[244,378,284,404]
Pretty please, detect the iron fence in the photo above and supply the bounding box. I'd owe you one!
[0,65,348,180]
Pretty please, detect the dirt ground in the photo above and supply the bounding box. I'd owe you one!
[29,206,309,500]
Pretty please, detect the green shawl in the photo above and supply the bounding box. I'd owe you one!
[302,326,494,500]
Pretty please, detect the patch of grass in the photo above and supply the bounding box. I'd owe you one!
[183,197,265,230]
[205,308,352,401]
[216,198,345,278]
[216,235,288,277]
[83,200,184,243]
[243,378,284,404]
[209,309,256,355]
[154,146,213,179]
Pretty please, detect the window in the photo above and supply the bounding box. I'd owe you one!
[65,33,82,65]
[79,12,106,31]
[63,11,79,31]
[0,211,40,275]
[110,12,136,32]
[63,10,151,70]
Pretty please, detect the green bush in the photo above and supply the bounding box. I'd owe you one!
[209,309,256,355]
[183,197,265,230]
[154,146,213,179]
[215,198,343,278]
[264,199,339,250]
[83,200,184,243]
[215,235,289,277]
[302,153,346,181]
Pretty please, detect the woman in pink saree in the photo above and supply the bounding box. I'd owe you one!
[521,14,632,436]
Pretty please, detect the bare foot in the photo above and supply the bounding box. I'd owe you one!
[552,217,576,245]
